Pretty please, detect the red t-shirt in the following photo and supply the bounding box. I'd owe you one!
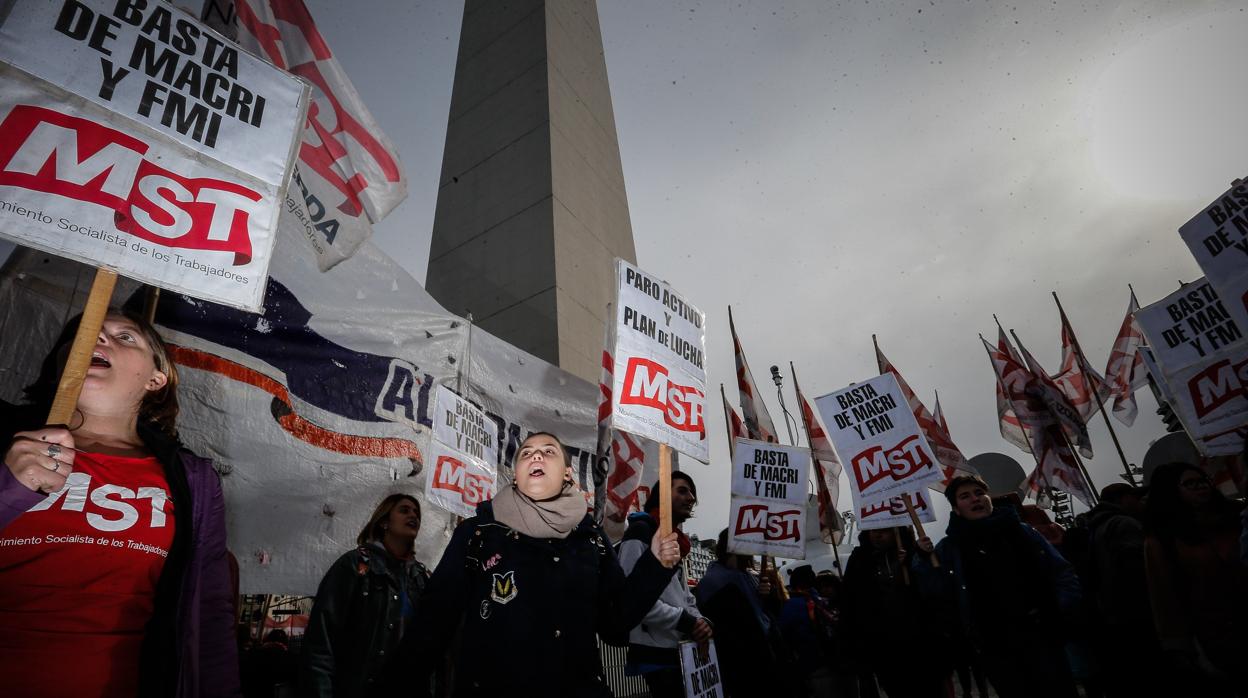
[0,451,176,698]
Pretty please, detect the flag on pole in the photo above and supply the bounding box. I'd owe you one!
[932,390,949,434]
[793,369,844,545]
[1012,333,1095,458]
[1053,304,1111,422]
[993,328,1033,453]
[598,347,654,529]
[1103,290,1150,426]
[873,337,976,488]
[235,0,408,271]
[981,336,1095,507]
[729,307,778,442]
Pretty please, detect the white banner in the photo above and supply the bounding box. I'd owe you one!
[424,440,496,519]
[0,223,601,593]
[235,0,408,271]
[1179,182,1248,333]
[857,488,936,532]
[432,384,501,467]
[816,373,944,510]
[680,640,724,698]
[609,259,709,462]
[0,0,308,310]
[1135,280,1248,455]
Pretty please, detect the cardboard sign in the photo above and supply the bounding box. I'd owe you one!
[609,259,709,462]
[815,373,944,509]
[858,488,937,532]
[424,441,497,518]
[679,640,724,698]
[730,438,810,504]
[727,438,810,558]
[0,0,308,310]
[1179,182,1248,333]
[424,386,500,517]
[1135,280,1248,455]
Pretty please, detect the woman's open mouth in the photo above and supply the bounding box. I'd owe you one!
[90,351,111,368]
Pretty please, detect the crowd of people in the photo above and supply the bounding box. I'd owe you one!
[1,311,1247,698]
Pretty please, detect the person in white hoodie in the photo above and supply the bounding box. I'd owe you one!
[617,471,713,697]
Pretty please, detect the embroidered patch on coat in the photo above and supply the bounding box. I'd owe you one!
[490,570,518,605]
[479,600,492,619]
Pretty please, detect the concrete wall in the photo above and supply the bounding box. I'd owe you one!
[426,0,636,383]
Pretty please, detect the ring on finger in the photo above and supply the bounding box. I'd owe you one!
[46,443,62,458]
[51,458,61,472]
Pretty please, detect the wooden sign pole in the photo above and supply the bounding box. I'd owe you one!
[658,443,673,536]
[47,268,117,425]
[901,492,940,568]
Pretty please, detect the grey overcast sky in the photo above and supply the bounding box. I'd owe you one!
[305,1,1246,541]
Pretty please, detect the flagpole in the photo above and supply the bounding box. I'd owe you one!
[720,383,737,459]
[789,362,844,575]
[1052,292,1134,486]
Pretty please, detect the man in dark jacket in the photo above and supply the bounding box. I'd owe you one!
[914,476,1080,698]
[694,528,783,697]
[843,527,942,697]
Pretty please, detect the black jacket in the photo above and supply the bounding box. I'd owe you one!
[301,544,430,697]
[384,500,675,698]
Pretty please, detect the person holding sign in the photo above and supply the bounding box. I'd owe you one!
[302,494,430,697]
[383,432,682,697]
[619,471,712,698]
[0,310,238,697]
[913,476,1080,698]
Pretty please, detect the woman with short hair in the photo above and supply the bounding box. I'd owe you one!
[384,431,682,697]
[302,493,430,697]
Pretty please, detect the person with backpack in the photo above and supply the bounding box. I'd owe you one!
[382,432,681,697]
[301,494,431,697]
[618,470,711,698]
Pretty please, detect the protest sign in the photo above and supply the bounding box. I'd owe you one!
[1135,280,1248,456]
[609,259,708,462]
[858,488,937,532]
[816,373,944,509]
[0,0,308,311]
[424,385,500,517]
[679,640,724,698]
[1179,182,1248,333]
[727,438,810,558]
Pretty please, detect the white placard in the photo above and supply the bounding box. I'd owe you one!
[1179,183,1248,333]
[0,1,308,310]
[433,385,501,467]
[857,488,937,532]
[1135,281,1248,455]
[679,641,724,698]
[815,373,944,509]
[424,440,497,519]
[730,438,810,504]
[727,495,805,559]
[609,259,709,462]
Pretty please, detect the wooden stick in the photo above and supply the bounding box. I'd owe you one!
[902,492,939,568]
[895,527,911,585]
[658,443,673,536]
[142,285,160,325]
[47,268,117,425]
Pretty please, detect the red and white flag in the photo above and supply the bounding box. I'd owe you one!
[236,0,408,271]
[992,328,1034,453]
[793,368,844,545]
[1103,290,1150,426]
[873,338,976,488]
[1013,334,1095,458]
[729,307,778,442]
[1052,304,1111,422]
[721,386,748,443]
[981,336,1095,507]
[597,348,656,529]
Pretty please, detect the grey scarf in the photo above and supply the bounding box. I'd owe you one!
[491,481,586,539]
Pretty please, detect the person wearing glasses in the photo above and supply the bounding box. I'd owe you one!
[1143,462,1247,695]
